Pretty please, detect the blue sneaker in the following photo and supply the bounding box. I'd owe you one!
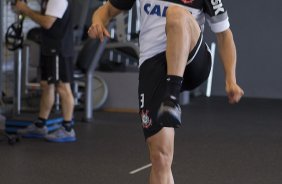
[17,124,48,138]
[157,100,182,128]
[45,127,76,143]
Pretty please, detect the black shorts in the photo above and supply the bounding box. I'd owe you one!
[40,54,74,84]
[138,34,212,139]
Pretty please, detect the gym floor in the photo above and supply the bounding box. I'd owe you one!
[1,96,282,184]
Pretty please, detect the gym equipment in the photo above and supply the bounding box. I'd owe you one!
[104,3,140,66]
[76,11,140,119]
[73,1,141,114]
[18,0,110,122]
[73,37,111,121]
[73,72,108,111]
[0,114,20,145]
[4,0,28,115]
[22,36,110,120]
[72,0,92,45]
[9,0,140,121]
[71,0,110,117]
[5,0,26,51]
[0,1,25,143]
[0,131,20,145]
[5,117,63,134]
[3,1,63,136]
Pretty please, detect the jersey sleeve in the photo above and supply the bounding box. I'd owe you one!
[203,0,230,33]
[45,0,68,19]
[109,0,136,10]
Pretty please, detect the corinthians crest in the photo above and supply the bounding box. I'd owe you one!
[140,110,152,128]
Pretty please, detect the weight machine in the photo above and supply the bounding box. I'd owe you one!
[0,0,25,144]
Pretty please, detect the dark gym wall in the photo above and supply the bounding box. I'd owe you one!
[0,0,3,95]
[204,1,282,99]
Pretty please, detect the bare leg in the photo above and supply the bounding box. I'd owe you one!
[158,6,202,128]
[38,81,55,119]
[56,82,74,121]
[43,82,76,142]
[150,6,201,182]
[17,81,53,136]
[165,6,201,77]
[147,128,175,184]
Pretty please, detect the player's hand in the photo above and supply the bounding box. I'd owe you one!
[225,83,244,104]
[88,23,110,42]
[14,0,28,13]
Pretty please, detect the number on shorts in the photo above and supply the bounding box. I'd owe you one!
[140,93,145,108]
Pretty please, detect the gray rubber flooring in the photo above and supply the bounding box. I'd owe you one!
[0,96,282,184]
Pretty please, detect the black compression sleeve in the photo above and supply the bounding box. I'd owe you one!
[109,0,136,10]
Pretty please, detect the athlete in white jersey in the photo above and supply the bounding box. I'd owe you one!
[138,0,230,65]
[88,0,244,183]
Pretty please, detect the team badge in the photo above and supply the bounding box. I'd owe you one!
[181,0,194,4]
[140,110,152,129]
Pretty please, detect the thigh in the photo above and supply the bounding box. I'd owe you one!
[57,82,72,93]
[147,127,175,159]
[40,55,56,82]
[138,52,167,140]
[182,34,212,91]
[166,5,201,53]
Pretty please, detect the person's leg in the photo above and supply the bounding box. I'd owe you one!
[165,6,201,76]
[45,55,76,143]
[56,82,74,122]
[37,55,56,126]
[56,55,75,130]
[17,55,55,137]
[45,82,76,142]
[38,81,55,119]
[139,55,175,184]
[158,6,201,128]
[147,128,175,184]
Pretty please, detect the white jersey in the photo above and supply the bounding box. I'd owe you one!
[109,0,230,66]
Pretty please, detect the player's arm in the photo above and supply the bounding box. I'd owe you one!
[88,1,123,42]
[15,0,56,29]
[216,28,244,104]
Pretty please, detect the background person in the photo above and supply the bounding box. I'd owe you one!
[15,0,76,143]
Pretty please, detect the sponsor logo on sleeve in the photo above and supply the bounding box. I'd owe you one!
[211,0,225,15]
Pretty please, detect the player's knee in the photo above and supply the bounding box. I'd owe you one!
[166,6,190,28]
[56,83,72,97]
[40,81,48,88]
[40,81,54,92]
[150,150,173,170]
